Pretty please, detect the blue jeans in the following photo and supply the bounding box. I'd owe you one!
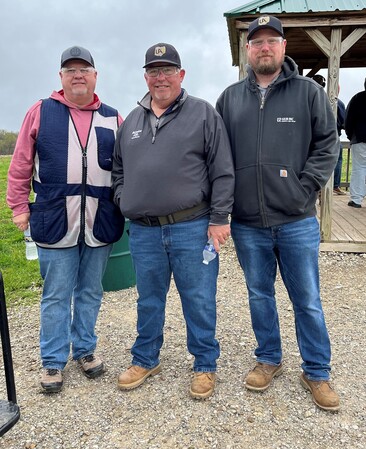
[129,217,219,372]
[350,142,366,205]
[333,143,343,188]
[38,243,112,370]
[231,217,331,381]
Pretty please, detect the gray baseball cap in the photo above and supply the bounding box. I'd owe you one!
[61,46,95,68]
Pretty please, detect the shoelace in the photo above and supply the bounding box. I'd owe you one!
[46,368,60,376]
[82,354,95,363]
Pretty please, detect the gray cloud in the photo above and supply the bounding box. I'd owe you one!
[0,0,242,131]
[1,0,364,132]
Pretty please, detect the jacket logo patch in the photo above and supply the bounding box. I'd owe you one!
[131,130,142,140]
[280,170,288,178]
[277,117,296,123]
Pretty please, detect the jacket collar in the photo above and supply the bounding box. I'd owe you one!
[138,88,188,114]
[246,55,299,88]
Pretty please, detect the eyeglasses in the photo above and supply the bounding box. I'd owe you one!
[61,67,96,76]
[248,37,284,49]
[145,66,180,78]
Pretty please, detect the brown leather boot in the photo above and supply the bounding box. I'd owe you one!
[245,362,283,391]
[300,373,340,411]
[117,364,161,390]
[190,372,216,399]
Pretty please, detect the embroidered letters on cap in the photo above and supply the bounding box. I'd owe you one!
[258,16,271,26]
[154,46,166,57]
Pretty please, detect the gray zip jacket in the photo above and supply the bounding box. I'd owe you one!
[113,89,234,224]
[216,56,339,228]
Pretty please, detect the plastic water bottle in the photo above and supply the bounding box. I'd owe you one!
[202,237,217,265]
[24,227,38,260]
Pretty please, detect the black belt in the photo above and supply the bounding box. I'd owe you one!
[133,201,209,226]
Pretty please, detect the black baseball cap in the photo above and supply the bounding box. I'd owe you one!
[143,43,181,68]
[312,74,326,88]
[61,46,95,68]
[247,16,284,41]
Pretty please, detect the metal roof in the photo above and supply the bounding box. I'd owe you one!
[224,0,366,69]
[225,0,366,16]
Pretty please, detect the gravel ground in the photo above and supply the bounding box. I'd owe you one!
[1,239,366,449]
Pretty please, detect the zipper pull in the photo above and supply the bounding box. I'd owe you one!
[82,149,87,168]
[151,118,160,144]
[260,87,271,109]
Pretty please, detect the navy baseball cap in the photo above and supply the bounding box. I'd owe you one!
[247,16,284,41]
[61,46,95,68]
[143,43,181,68]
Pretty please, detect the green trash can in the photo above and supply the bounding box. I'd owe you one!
[102,220,136,291]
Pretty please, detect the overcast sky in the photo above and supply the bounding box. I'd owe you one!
[1,0,365,133]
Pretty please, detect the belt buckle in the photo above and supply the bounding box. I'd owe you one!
[146,216,160,226]
[158,214,175,225]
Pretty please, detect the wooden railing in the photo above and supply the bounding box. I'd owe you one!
[340,141,351,189]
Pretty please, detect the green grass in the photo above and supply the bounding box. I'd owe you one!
[0,156,42,306]
[341,148,352,184]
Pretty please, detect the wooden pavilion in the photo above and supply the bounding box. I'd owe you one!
[224,0,366,252]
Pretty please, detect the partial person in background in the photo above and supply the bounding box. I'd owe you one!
[345,78,366,208]
[7,46,124,393]
[312,75,346,195]
[334,87,346,195]
[217,16,340,411]
[113,42,234,399]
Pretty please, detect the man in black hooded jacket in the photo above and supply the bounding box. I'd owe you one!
[217,15,340,411]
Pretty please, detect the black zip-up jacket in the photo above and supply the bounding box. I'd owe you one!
[345,89,366,144]
[216,56,338,228]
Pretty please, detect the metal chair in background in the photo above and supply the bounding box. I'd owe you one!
[0,271,20,437]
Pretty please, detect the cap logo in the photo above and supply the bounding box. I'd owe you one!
[154,46,166,57]
[258,16,270,26]
[69,47,82,57]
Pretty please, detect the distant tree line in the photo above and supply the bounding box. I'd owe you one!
[0,130,18,155]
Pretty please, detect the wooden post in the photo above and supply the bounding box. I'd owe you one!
[320,27,342,241]
[239,31,247,80]
[305,26,342,241]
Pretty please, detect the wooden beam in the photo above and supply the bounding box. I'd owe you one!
[235,15,366,30]
[239,32,247,80]
[328,27,342,108]
[320,242,366,253]
[341,28,366,55]
[319,188,333,242]
[306,62,325,78]
[304,29,330,56]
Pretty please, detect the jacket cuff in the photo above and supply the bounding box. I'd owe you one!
[12,204,30,218]
[209,214,230,225]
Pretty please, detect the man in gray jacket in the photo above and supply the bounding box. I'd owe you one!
[113,43,234,399]
[217,16,340,411]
